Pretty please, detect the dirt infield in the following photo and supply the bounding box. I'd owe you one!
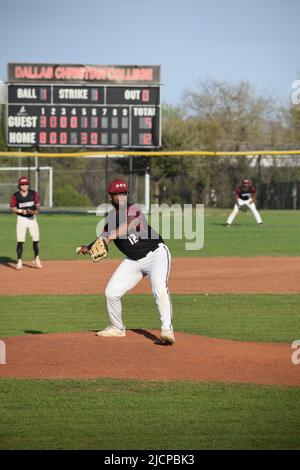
[1,256,299,386]
[1,256,300,295]
[1,330,299,387]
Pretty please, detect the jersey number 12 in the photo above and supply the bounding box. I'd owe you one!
[128,234,139,245]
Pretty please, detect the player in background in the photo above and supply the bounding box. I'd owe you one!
[226,178,263,226]
[10,176,43,270]
[77,179,174,345]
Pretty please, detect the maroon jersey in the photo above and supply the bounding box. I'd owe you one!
[10,190,39,217]
[236,185,256,201]
[104,203,163,260]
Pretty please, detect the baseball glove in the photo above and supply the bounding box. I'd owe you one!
[76,238,108,262]
[21,208,35,215]
[90,237,108,262]
[239,204,249,212]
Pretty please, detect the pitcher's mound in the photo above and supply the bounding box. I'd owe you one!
[1,331,298,387]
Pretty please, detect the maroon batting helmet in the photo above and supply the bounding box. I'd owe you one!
[108,179,128,194]
[18,176,30,186]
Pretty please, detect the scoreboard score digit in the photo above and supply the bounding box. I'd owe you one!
[6,83,161,149]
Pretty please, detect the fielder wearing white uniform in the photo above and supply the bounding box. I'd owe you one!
[226,178,263,226]
[78,179,174,345]
[10,176,43,270]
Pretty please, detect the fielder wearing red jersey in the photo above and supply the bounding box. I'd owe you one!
[10,176,43,270]
[226,178,263,226]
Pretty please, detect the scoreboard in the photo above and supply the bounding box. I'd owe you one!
[6,84,160,148]
[5,64,161,149]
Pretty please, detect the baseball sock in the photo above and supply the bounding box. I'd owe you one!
[17,242,23,260]
[33,241,40,258]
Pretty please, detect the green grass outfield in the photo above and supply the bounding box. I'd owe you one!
[1,209,300,260]
[0,293,299,449]
[1,209,299,450]
[0,379,299,450]
[0,293,300,343]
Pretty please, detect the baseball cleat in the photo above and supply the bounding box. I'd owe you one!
[96,325,126,337]
[16,259,23,270]
[160,329,175,345]
[33,257,43,268]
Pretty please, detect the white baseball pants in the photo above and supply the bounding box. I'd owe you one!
[105,243,173,332]
[16,215,40,242]
[227,198,263,225]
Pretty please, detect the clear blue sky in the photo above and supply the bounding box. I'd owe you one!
[1,0,298,106]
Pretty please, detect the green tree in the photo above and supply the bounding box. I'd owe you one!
[53,183,91,207]
[183,79,276,150]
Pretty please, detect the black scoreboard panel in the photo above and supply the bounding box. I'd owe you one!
[6,84,161,148]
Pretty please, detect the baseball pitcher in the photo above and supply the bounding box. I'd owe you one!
[76,179,175,345]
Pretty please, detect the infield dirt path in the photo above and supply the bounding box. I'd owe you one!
[1,257,299,386]
[1,256,300,295]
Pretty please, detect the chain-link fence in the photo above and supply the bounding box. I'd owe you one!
[0,155,148,210]
[0,153,300,210]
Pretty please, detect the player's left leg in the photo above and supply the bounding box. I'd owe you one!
[16,242,24,269]
[28,219,42,268]
[142,244,174,343]
[249,203,263,224]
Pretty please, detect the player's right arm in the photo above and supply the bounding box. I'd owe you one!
[11,206,29,216]
[77,207,138,254]
[10,194,25,215]
[103,217,137,244]
[100,205,139,245]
